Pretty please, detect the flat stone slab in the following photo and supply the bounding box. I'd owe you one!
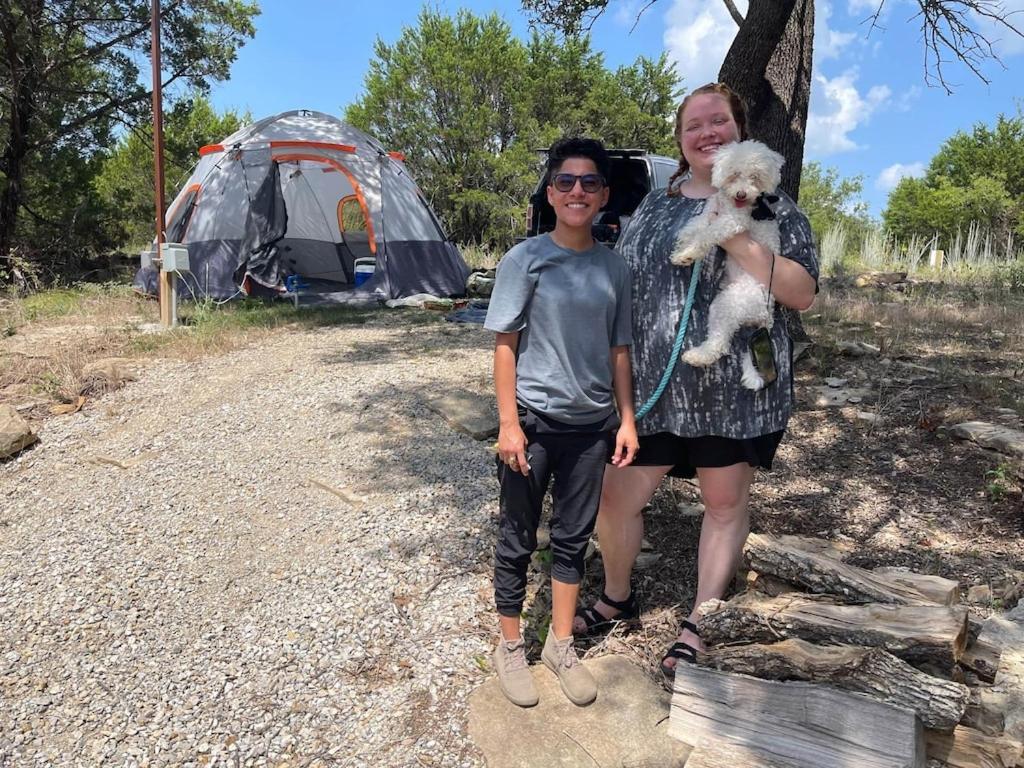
[837,340,881,357]
[809,386,874,407]
[947,421,1024,458]
[424,391,498,440]
[468,655,690,768]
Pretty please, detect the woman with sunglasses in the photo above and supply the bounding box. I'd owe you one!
[484,137,638,707]
[572,84,819,680]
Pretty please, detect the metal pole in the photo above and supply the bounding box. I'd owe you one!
[151,0,174,327]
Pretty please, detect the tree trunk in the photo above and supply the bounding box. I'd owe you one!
[719,0,813,200]
[0,1,44,264]
[719,0,814,341]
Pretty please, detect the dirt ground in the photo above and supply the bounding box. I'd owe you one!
[4,278,1024,675]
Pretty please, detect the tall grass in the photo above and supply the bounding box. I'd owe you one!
[459,244,501,271]
[819,221,1024,289]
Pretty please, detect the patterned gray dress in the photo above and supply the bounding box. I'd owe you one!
[617,188,819,440]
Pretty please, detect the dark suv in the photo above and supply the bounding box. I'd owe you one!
[525,148,679,244]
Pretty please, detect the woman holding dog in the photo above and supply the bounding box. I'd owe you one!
[572,83,819,678]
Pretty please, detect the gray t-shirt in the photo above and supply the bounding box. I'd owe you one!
[617,189,819,439]
[484,234,633,425]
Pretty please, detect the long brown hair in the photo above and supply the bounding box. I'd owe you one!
[666,82,749,196]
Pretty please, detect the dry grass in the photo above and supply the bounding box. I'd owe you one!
[0,283,414,413]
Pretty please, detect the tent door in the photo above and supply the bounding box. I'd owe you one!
[338,194,374,269]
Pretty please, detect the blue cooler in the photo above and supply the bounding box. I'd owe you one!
[353,258,375,288]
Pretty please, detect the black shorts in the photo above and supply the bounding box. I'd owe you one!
[631,430,785,479]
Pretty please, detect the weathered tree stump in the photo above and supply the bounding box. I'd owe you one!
[698,592,969,670]
[670,665,925,767]
[699,638,969,730]
[685,739,802,767]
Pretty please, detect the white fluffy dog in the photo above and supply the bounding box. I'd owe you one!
[670,140,785,390]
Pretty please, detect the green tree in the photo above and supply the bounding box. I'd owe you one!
[94,96,248,249]
[0,0,258,279]
[883,112,1024,244]
[884,174,1018,244]
[798,162,870,241]
[345,8,679,246]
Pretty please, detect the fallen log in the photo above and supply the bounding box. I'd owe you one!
[743,533,938,605]
[685,739,802,768]
[698,638,968,730]
[736,568,797,597]
[698,592,969,669]
[961,637,1002,683]
[669,665,925,768]
[873,566,960,605]
[925,725,1023,768]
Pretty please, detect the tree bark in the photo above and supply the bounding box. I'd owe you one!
[698,592,970,670]
[0,0,43,263]
[699,638,969,730]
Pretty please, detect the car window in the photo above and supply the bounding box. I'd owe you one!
[652,160,679,191]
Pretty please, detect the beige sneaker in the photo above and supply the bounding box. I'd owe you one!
[542,630,597,705]
[493,638,539,707]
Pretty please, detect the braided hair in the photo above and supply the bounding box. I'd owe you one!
[666,82,750,197]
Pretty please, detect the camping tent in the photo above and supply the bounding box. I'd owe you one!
[134,110,469,300]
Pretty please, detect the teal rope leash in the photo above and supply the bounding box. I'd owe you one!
[635,258,702,420]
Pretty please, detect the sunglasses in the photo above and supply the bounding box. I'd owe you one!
[748,327,778,387]
[550,173,606,193]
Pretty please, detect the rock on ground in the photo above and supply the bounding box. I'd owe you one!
[468,655,689,768]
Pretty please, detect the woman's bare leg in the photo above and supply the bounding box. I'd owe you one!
[663,462,755,669]
[573,464,670,632]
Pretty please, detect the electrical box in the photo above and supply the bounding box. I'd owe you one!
[160,242,190,273]
[140,249,157,270]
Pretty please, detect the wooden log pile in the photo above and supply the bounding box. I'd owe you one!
[668,534,1024,768]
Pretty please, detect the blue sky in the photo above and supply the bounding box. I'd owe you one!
[208,0,1023,216]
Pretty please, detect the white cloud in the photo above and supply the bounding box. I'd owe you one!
[663,0,746,89]
[613,0,643,28]
[895,85,921,112]
[847,0,883,18]
[876,162,926,191]
[806,70,891,155]
[816,0,857,61]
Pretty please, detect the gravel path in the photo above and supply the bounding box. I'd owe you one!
[1,318,500,767]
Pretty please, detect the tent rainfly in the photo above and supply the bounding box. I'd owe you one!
[135,110,470,300]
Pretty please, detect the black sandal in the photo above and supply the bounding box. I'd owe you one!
[574,590,639,636]
[660,619,701,679]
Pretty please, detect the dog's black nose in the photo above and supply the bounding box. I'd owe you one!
[735,191,747,201]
